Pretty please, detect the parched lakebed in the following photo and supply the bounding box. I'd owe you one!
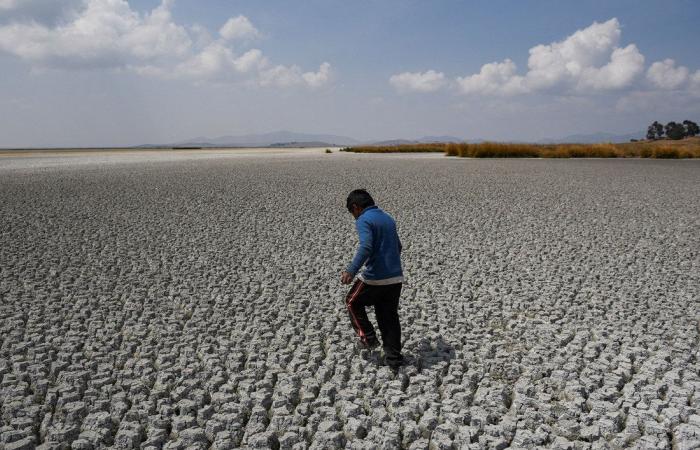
[1,151,699,449]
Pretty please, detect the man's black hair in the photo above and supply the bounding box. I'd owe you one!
[346,189,375,212]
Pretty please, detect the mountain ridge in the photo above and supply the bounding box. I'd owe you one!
[537,131,643,144]
[137,130,645,148]
[167,131,360,147]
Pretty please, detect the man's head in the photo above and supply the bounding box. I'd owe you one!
[346,189,375,219]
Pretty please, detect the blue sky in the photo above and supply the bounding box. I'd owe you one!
[1,0,699,147]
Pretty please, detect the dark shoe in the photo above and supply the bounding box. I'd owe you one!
[387,359,403,375]
[356,339,380,351]
[385,355,404,371]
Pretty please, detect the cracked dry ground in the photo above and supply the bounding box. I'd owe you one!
[1,156,699,450]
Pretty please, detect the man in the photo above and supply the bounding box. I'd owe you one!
[341,189,404,371]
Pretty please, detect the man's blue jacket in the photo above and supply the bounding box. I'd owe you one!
[347,205,404,283]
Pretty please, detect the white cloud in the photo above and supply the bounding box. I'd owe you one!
[0,0,331,88]
[525,18,624,92]
[260,62,332,89]
[0,0,84,25]
[173,42,238,79]
[302,62,332,88]
[577,44,644,90]
[646,59,689,90]
[456,59,527,96]
[402,18,666,98]
[520,18,644,94]
[259,65,304,87]
[123,0,192,61]
[688,70,700,97]
[219,15,259,41]
[233,49,265,73]
[0,0,191,68]
[690,71,700,97]
[389,70,446,93]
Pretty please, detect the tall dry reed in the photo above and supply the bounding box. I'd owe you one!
[343,138,700,158]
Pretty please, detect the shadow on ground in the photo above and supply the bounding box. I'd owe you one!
[410,335,456,371]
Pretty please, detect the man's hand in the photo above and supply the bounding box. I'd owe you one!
[341,271,354,285]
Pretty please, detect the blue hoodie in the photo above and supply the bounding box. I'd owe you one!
[347,205,404,284]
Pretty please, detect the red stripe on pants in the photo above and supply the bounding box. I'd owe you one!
[346,281,367,342]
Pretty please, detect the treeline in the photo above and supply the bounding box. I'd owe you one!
[646,120,699,140]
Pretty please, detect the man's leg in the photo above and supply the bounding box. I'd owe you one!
[374,283,403,367]
[345,280,379,347]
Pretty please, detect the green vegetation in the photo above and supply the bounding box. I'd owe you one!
[647,119,699,140]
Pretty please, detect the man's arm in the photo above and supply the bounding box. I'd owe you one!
[346,218,373,275]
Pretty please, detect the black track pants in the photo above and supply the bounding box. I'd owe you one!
[345,280,403,366]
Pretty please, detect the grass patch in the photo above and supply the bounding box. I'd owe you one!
[342,137,700,158]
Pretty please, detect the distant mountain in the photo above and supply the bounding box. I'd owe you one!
[416,135,466,143]
[154,132,470,149]
[367,135,466,146]
[268,141,336,148]
[368,139,420,146]
[538,131,643,144]
[169,131,360,147]
[142,129,661,148]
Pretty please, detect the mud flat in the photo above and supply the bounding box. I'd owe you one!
[1,152,699,449]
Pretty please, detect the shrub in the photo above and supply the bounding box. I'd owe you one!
[468,142,540,158]
[325,149,332,153]
[653,146,680,159]
[445,143,460,156]
[588,143,619,158]
[340,139,700,158]
[638,147,653,158]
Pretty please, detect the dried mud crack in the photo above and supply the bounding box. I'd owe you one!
[1,155,699,449]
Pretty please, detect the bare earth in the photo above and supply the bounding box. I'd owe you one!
[0,150,699,449]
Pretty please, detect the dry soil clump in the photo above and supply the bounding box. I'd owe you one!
[1,155,699,449]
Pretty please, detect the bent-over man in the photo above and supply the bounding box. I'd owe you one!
[341,189,404,371]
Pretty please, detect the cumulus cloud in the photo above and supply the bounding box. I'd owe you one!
[395,18,698,99]
[470,18,645,95]
[389,70,446,93]
[577,44,644,90]
[0,0,84,25]
[692,71,700,94]
[0,0,192,69]
[134,45,262,80]
[259,62,332,89]
[0,0,331,88]
[219,15,259,41]
[302,62,332,88]
[456,59,527,96]
[523,18,630,92]
[646,59,689,90]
